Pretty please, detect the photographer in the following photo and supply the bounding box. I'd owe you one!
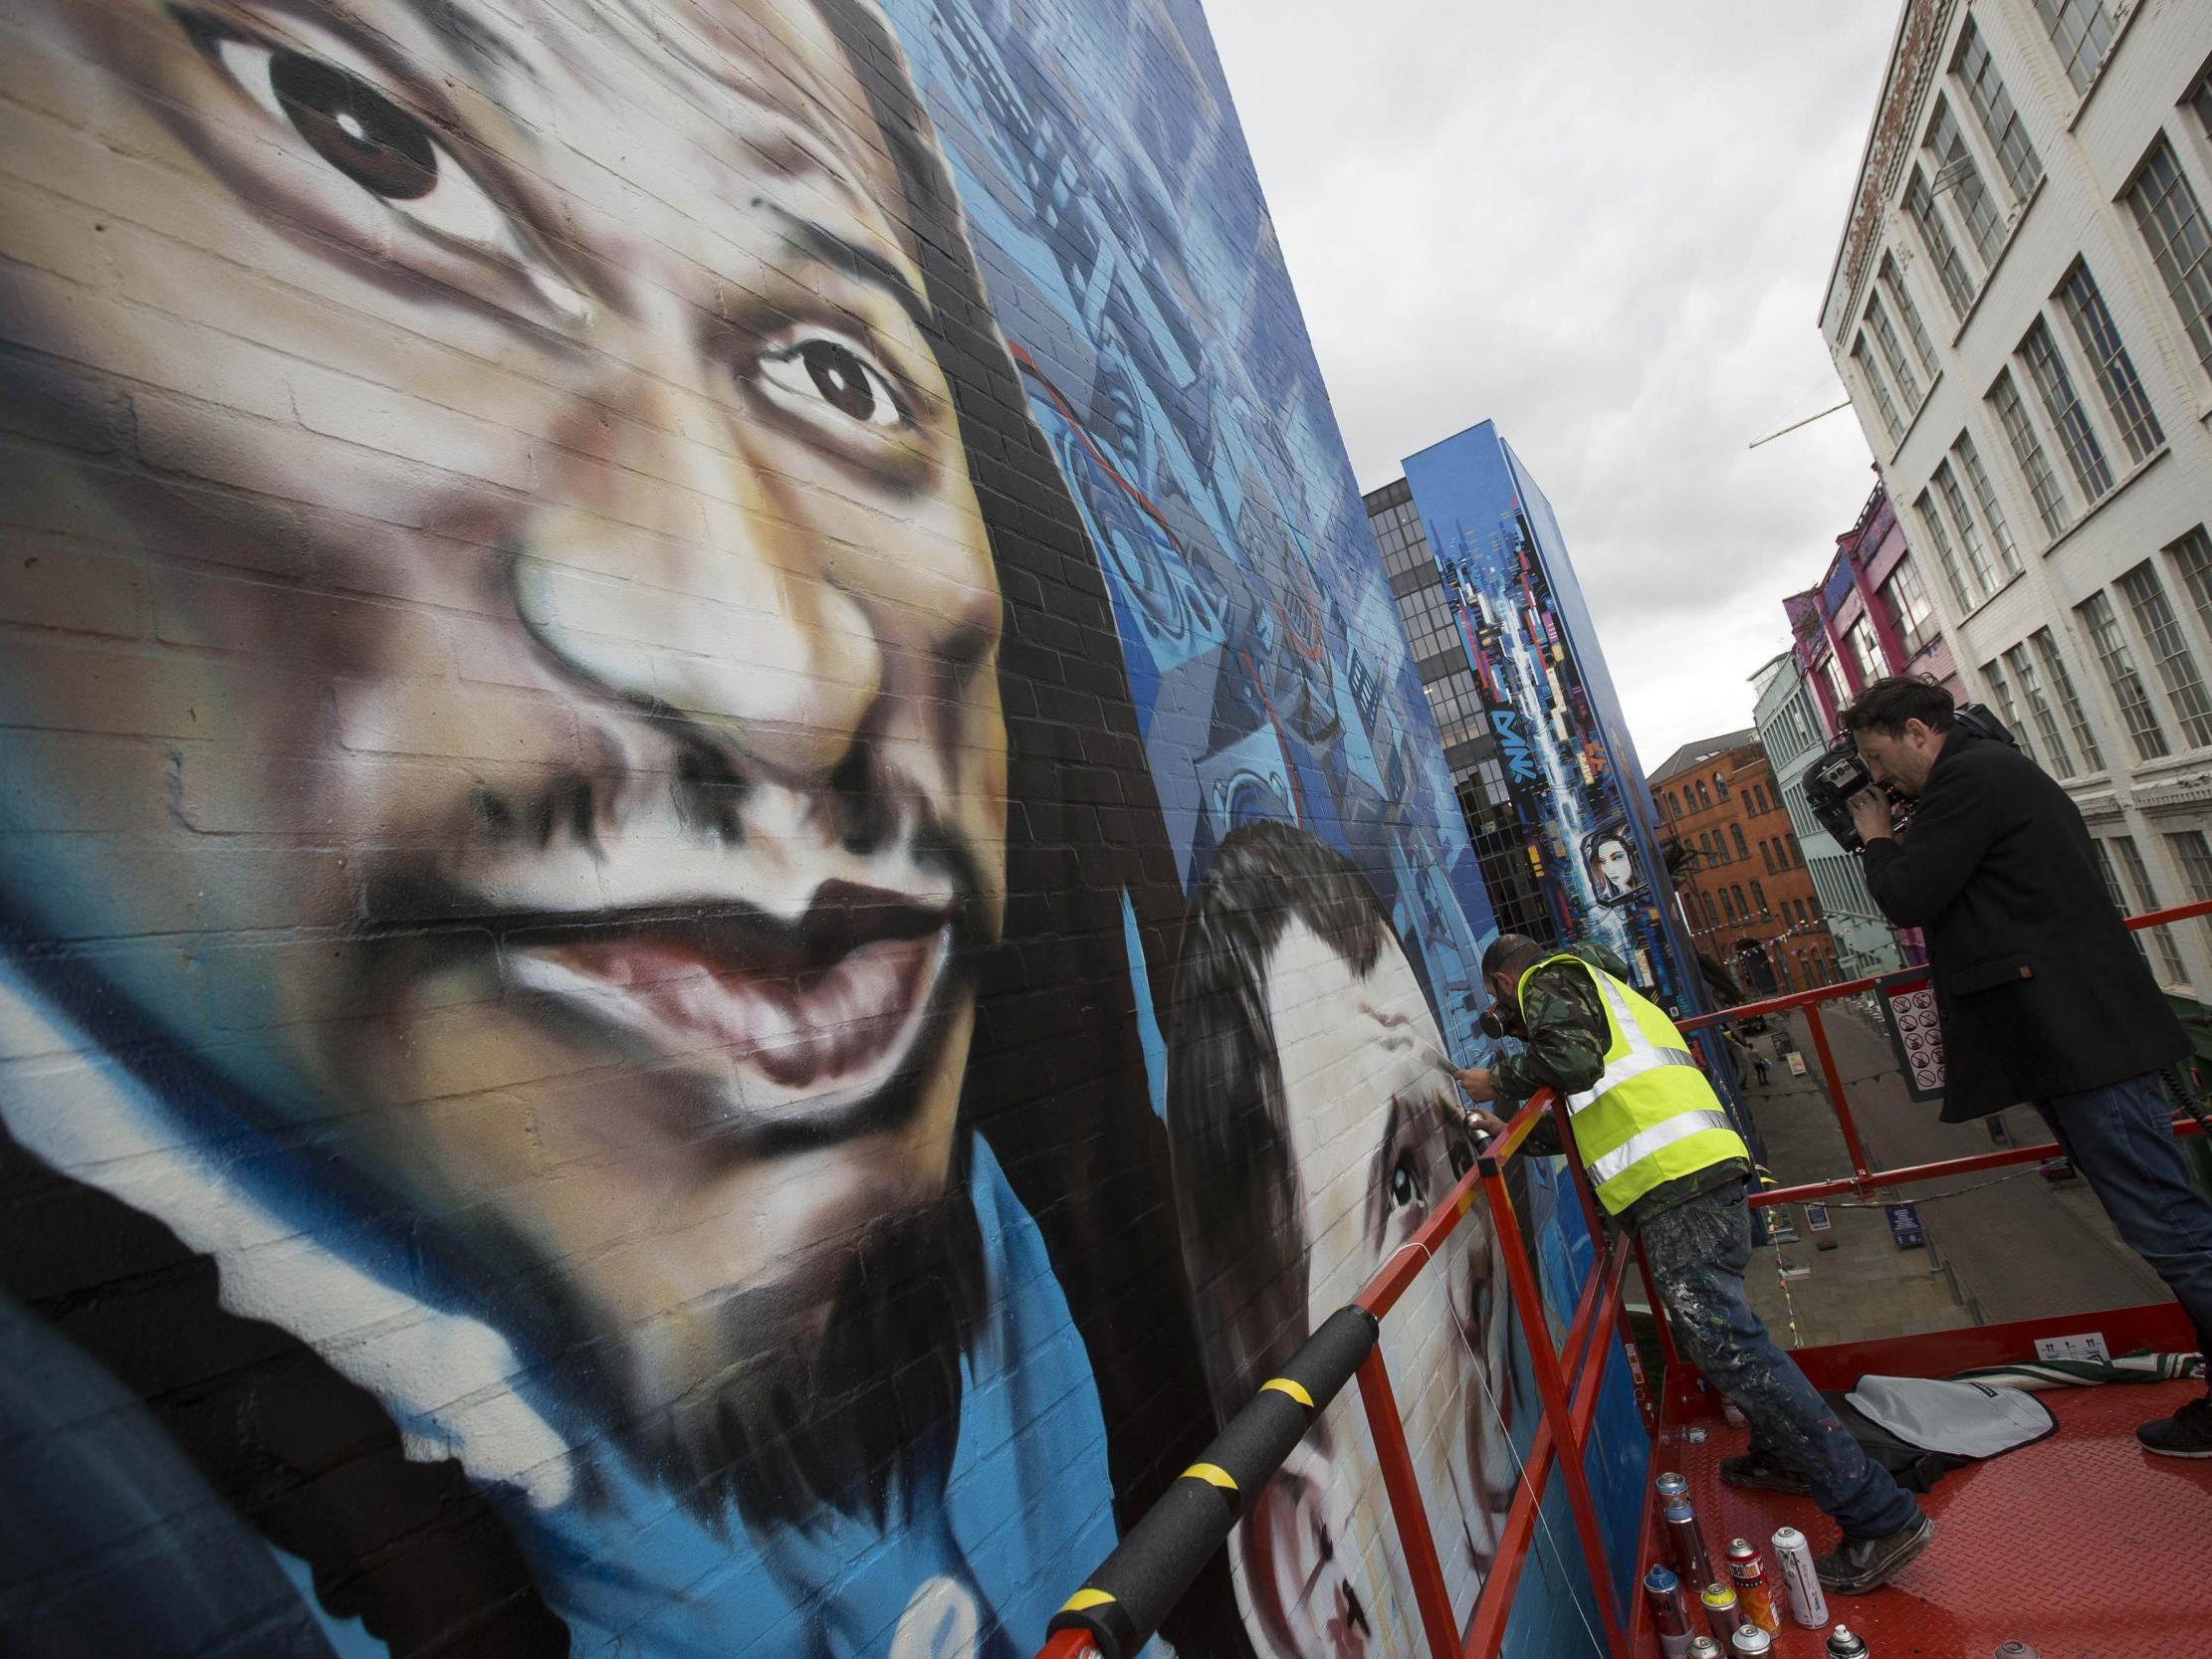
[1842,677,2212,1458]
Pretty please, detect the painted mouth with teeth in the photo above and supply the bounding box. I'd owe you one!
[497,882,959,1124]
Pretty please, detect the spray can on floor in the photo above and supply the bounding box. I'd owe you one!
[1688,1640,1723,1659]
[1826,1626,1871,1659]
[1644,1564,1693,1659]
[1700,1581,1744,1643]
[1770,1526,1827,1629]
[1656,1470,1689,1503]
[1663,1498,1715,1595]
[1725,1538,1780,1633]
[1729,1626,1773,1656]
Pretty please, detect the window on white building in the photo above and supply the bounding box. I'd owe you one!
[1911,488,1974,612]
[2058,261,2164,465]
[1951,431,2021,575]
[2162,829,2212,956]
[1878,255,1939,381]
[1880,559,1936,656]
[2032,626,2106,771]
[2077,589,2168,761]
[1924,96,2005,269]
[1932,457,2001,597]
[1853,334,1904,446]
[1953,18,2044,203]
[1979,656,2036,766]
[1864,295,1922,407]
[2168,525,2212,650]
[1987,368,2072,537]
[2116,562,2212,748]
[2003,640,2076,777]
[2107,834,2187,985]
[2031,0,2116,95]
[2020,317,2113,502]
[2124,138,2212,389]
[1905,165,1975,317]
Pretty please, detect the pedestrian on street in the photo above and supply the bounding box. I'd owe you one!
[1754,1052,1772,1086]
[1456,934,1934,1590]
[1844,675,2212,1458]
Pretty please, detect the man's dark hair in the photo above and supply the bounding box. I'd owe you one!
[1839,676,1957,737]
[1481,933,1545,983]
[1163,820,1398,1414]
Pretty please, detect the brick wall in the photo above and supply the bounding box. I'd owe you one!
[0,2,1599,1655]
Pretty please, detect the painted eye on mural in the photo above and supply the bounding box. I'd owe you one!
[757,332,911,432]
[200,28,530,268]
[1387,1149,1422,1211]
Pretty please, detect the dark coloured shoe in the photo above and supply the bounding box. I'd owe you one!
[1814,1515,1934,1593]
[2137,1395,2212,1458]
[1719,1452,1812,1496]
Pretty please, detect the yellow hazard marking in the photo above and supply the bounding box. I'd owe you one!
[1059,1588,1116,1613]
[1260,1377,1313,1408]
[1183,1462,1238,1491]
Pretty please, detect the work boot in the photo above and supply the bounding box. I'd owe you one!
[1813,1515,1933,1593]
[2136,1395,2212,1458]
[1718,1451,1811,1496]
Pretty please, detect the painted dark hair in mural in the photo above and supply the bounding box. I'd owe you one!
[0,0,1224,1651]
[1163,819,1391,1411]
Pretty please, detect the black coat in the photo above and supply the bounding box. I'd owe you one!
[1862,725,2188,1120]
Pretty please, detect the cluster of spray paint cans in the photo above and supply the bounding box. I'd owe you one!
[1646,1469,1868,1657]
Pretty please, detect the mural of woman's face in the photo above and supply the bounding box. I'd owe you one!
[1595,838,1635,894]
[0,0,1004,1377]
[1253,923,1515,1652]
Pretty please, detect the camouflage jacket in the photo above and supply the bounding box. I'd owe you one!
[1491,942,1749,1231]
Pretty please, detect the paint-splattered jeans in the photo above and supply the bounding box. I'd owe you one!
[1642,1182,1923,1541]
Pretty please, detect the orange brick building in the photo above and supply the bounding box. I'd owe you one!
[1649,729,1843,997]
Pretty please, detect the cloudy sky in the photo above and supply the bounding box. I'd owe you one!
[1204,0,1901,773]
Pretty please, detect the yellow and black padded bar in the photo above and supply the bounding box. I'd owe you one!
[1045,1306,1377,1659]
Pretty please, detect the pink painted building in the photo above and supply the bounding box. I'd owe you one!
[1787,479,1964,732]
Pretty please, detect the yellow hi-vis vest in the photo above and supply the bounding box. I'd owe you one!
[1519,953,1749,1216]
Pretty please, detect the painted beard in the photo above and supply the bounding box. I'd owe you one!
[615,1177,990,1528]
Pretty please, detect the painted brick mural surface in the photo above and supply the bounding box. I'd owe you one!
[0,1,1632,1654]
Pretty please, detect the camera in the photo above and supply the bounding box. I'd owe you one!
[1804,703,2017,852]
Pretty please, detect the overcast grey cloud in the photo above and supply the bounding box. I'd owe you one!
[1203,0,1900,772]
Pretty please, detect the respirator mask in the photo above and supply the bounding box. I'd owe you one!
[1479,992,1523,1042]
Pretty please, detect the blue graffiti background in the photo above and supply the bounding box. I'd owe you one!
[1403,423,1703,1019]
[887,5,1646,1656]
[890,0,1499,1052]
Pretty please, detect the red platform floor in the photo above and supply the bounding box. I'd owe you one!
[1641,1379,2212,1658]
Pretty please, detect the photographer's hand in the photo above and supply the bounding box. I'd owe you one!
[1848,787,1893,846]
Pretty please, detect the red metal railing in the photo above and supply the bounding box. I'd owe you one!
[1038,899,2212,1659]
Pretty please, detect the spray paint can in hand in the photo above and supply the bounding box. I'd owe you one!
[1826,1625,1871,1659]
[1701,1581,1744,1643]
[1729,1626,1773,1656]
[1770,1526,1828,1629]
[1663,1498,1715,1595]
[1725,1538,1781,1633]
[1645,1564,1693,1659]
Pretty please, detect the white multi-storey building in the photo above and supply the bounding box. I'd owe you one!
[1823,0,2212,998]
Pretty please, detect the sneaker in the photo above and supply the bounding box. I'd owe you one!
[2137,1395,2212,1458]
[1719,1452,1812,1496]
[1814,1515,1934,1593]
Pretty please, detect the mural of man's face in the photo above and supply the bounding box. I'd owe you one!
[1254,923,1515,1652]
[0,0,1004,1397]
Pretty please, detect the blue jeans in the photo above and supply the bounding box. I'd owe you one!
[2035,1072,2212,1369]
[1643,1183,1922,1541]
